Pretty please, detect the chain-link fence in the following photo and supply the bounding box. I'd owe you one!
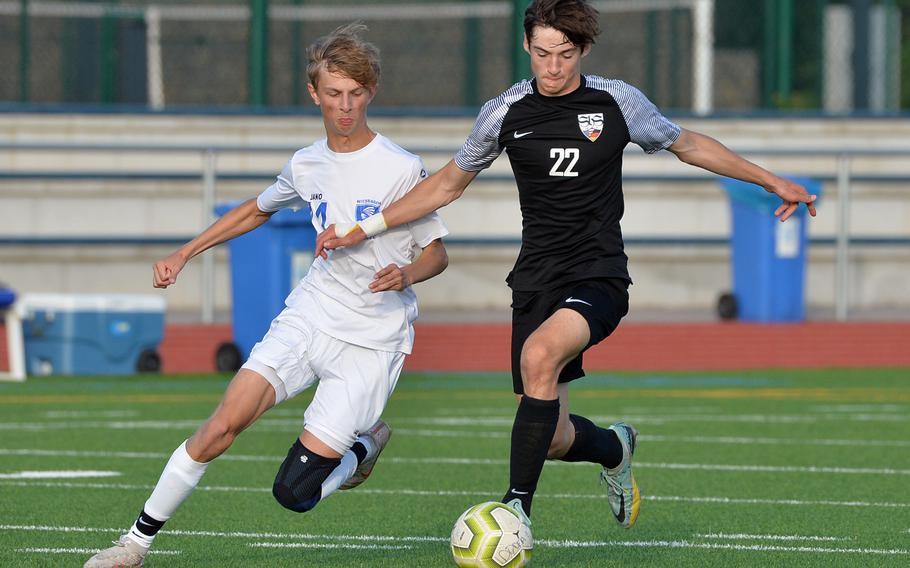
[0,0,906,114]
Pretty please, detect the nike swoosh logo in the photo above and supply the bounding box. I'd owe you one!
[565,297,592,306]
[509,489,529,495]
[514,131,533,139]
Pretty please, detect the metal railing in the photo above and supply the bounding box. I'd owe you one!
[2,142,910,322]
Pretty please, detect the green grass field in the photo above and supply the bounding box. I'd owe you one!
[1,368,908,567]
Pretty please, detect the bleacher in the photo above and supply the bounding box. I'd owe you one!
[2,112,910,320]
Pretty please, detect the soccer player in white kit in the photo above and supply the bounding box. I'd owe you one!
[84,24,448,568]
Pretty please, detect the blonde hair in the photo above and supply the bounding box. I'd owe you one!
[307,23,381,90]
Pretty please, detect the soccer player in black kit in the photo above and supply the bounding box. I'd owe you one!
[317,0,817,533]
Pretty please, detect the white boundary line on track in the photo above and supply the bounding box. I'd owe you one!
[1,481,908,509]
[1,525,904,556]
[2,448,907,475]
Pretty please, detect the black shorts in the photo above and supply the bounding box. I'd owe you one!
[510,278,629,394]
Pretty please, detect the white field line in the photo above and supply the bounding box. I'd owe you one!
[642,434,910,448]
[0,470,120,479]
[400,414,910,427]
[696,533,848,542]
[42,410,139,419]
[4,410,910,432]
[1,526,903,556]
[250,542,412,550]
[2,448,908,475]
[537,540,908,555]
[2,481,909,509]
[0,524,444,543]
[15,547,180,555]
[810,404,906,413]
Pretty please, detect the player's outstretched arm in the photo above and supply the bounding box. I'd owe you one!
[369,239,448,293]
[668,129,818,222]
[153,198,273,288]
[315,161,477,258]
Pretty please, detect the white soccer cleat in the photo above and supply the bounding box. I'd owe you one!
[601,422,640,529]
[503,497,532,529]
[340,419,392,490]
[83,534,148,568]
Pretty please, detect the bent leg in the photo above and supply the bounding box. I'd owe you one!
[504,309,590,516]
[86,369,278,567]
[134,370,277,543]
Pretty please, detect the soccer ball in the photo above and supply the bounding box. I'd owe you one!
[450,501,532,567]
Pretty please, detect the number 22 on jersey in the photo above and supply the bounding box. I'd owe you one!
[549,148,579,177]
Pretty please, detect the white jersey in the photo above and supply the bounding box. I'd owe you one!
[256,133,448,354]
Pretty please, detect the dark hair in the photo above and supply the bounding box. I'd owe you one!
[307,23,380,90]
[523,0,600,50]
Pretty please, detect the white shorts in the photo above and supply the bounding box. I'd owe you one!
[241,307,405,455]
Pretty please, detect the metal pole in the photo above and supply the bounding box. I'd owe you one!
[692,0,714,115]
[249,0,269,107]
[835,154,851,321]
[777,0,793,100]
[464,0,481,107]
[762,0,777,108]
[100,3,117,104]
[291,0,303,106]
[201,149,217,324]
[18,0,29,103]
[511,0,530,84]
[145,6,165,110]
[851,0,870,111]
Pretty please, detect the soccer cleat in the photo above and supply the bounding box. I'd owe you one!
[601,422,640,529]
[83,534,147,568]
[503,498,532,529]
[340,420,392,490]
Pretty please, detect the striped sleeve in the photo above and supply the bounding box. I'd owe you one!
[454,80,534,172]
[587,76,681,154]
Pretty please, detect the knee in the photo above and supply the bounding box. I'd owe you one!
[272,440,334,513]
[520,338,559,386]
[273,482,319,513]
[192,417,239,461]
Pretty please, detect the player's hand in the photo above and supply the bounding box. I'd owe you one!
[369,264,410,292]
[767,178,818,222]
[315,224,367,259]
[153,251,188,288]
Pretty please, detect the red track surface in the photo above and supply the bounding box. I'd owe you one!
[3,322,909,375]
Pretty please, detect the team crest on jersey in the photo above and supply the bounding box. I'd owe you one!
[356,199,382,221]
[577,113,604,142]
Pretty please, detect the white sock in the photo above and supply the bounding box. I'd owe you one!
[319,450,359,500]
[126,440,210,548]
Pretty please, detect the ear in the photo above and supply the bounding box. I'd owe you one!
[307,83,320,106]
[522,35,531,55]
[581,44,592,58]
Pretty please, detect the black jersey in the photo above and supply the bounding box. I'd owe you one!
[454,75,681,291]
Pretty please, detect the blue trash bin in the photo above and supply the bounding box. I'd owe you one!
[720,177,821,322]
[19,293,166,375]
[214,202,316,369]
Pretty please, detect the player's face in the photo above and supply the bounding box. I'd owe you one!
[308,70,375,138]
[524,25,588,97]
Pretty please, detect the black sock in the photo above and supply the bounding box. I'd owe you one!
[132,509,166,538]
[560,414,623,469]
[351,440,368,465]
[501,396,559,517]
